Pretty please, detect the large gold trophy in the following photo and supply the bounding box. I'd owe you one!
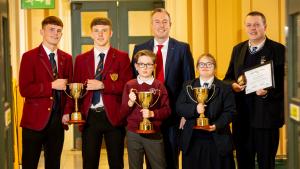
[186,84,215,129]
[131,89,160,134]
[64,83,87,124]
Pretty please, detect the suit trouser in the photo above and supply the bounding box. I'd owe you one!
[82,109,125,169]
[127,131,166,169]
[22,111,64,169]
[235,126,279,169]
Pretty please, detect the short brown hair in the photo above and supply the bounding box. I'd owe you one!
[151,8,171,22]
[42,16,63,28]
[196,53,217,68]
[247,11,266,25]
[90,17,112,29]
[134,50,156,63]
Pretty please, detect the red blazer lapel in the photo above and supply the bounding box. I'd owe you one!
[102,47,116,79]
[87,49,95,79]
[38,45,54,80]
[57,49,65,78]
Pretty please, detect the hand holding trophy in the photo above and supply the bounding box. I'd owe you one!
[130,88,160,134]
[186,84,215,129]
[64,83,87,124]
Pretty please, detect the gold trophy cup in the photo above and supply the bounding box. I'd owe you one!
[64,83,87,124]
[186,85,214,129]
[131,89,160,134]
[237,74,247,86]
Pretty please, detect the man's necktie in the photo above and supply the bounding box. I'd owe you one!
[49,53,60,111]
[156,45,164,83]
[92,53,105,106]
[203,82,209,88]
[250,46,257,54]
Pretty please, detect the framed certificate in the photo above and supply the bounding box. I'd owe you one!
[244,61,275,94]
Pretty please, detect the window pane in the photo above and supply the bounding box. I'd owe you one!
[128,11,152,36]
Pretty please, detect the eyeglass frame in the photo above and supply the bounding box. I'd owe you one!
[198,62,215,68]
[136,62,155,68]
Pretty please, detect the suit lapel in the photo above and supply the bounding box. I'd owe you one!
[207,79,220,103]
[234,41,248,79]
[102,47,116,79]
[38,45,55,80]
[87,49,95,79]
[165,38,175,81]
[57,49,65,78]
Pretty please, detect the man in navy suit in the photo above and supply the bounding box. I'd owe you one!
[132,8,195,169]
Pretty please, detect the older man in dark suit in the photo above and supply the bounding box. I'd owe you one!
[19,16,73,169]
[132,8,195,169]
[224,11,285,169]
[65,17,132,169]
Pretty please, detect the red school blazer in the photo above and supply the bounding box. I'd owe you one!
[66,47,133,126]
[19,44,73,131]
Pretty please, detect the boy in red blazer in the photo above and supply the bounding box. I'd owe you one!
[64,17,132,169]
[19,16,73,169]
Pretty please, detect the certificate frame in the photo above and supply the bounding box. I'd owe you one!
[244,61,275,94]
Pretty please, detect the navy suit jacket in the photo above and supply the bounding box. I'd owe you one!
[176,78,235,156]
[132,37,195,126]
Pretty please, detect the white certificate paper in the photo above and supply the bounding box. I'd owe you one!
[245,61,274,94]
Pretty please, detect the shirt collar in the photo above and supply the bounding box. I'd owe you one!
[137,75,154,85]
[199,76,214,88]
[94,47,109,59]
[248,38,266,51]
[42,44,57,57]
[154,37,169,49]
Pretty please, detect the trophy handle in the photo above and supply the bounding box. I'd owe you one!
[149,89,160,108]
[130,88,142,107]
[64,84,73,99]
[186,85,197,103]
[79,83,88,98]
[205,84,215,103]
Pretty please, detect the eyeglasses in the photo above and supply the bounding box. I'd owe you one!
[198,62,214,68]
[136,63,154,68]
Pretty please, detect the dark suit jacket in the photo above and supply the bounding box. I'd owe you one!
[19,44,73,131]
[224,38,285,128]
[176,78,235,156]
[67,47,132,126]
[132,38,195,126]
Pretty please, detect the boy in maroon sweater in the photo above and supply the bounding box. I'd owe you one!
[121,50,171,169]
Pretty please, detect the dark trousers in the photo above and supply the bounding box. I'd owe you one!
[234,126,279,169]
[161,125,180,169]
[22,111,64,169]
[82,109,125,169]
[182,136,235,169]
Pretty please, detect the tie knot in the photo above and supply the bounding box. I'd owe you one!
[99,53,105,61]
[49,53,55,60]
[251,46,257,52]
[203,82,209,88]
[157,45,164,49]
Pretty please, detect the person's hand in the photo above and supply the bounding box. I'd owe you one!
[52,79,68,90]
[141,109,154,118]
[256,88,268,96]
[179,117,186,129]
[86,79,104,90]
[196,103,205,114]
[129,91,137,102]
[200,124,216,132]
[232,82,246,92]
[62,114,70,125]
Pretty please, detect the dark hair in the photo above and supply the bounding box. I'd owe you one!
[196,53,217,68]
[90,17,112,29]
[151,8,171,22]
[247,11,266,25]
[134,50,156,63]
[42,16,63,28]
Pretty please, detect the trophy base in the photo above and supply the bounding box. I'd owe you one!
[193,125,210,130]
[136,129,156,134]
[68,119,85,124]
